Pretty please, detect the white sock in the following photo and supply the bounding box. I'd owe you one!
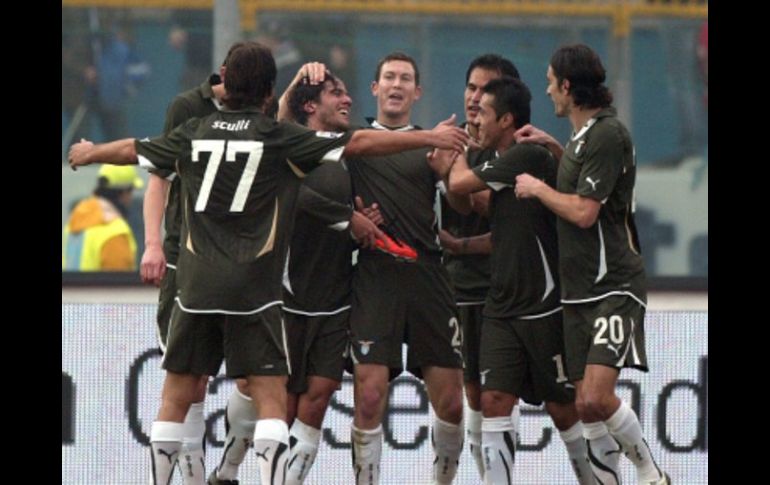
[559,421,594,485]
[149,421,184,485]
[583,421,622,485]
[214,389,257,480]
[432,417,463,484]
[253,418,290,485]
[179,402,206,485]
[482,416,516,485]
[605,401,664,483]
[467,409,485,480]
[351,424,383,485]
[286,419,321,485]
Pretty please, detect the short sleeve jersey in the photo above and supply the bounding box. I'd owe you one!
[473,143,561,319]
[346,120,441,261]
[440,131,495,302]
[150,75,221,265]
[283,162,355,312]
[556,107,646,303]
[135,109,352,313]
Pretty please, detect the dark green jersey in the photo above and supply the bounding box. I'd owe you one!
[135,109,352,313]
[440,139,495,302]
[150,75,222,265]
[474,143,561,319]
[347,120,441,262]
[283,162,355,313]
[557,107,646,303]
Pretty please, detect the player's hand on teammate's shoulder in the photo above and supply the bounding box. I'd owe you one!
[514,123,558,149]
[514,173,543,199]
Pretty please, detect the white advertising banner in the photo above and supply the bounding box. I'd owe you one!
[62,304,707,484]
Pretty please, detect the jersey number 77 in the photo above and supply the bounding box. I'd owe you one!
[192,139,265,213]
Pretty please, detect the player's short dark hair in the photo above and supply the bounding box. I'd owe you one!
[550,44,613,109]
[223,42,277,110]
[374,51,420,85]
[465,53,520,84]
[288,72,341,126]
[482,76,531,129]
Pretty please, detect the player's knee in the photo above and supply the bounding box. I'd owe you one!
[578,392,613,422]
[358,386,386,420]
[545,402,578,431]
[435,391,464,423]
[480,390,512,417]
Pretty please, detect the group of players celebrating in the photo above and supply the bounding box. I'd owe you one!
[68,40,669,485]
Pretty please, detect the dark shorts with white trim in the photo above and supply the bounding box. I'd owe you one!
[284,308,349,394]
[349,256,463,380]
[563,295,649,382]
[480,312,574,405]
[458,302,484,383]
[162,301,289,378]
[155,266,176,352]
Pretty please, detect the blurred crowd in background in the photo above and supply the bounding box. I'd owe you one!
[62,4,707,278]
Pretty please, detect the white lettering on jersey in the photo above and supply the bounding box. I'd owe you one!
[480,161,494,171]
[211,120,252,131]
[586,176,600,191]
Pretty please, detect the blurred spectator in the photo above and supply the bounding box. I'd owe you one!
[88,22,150,141]
[62,34,94,151]
[168,9,213,91]
[254,20,303,94]
[62,165,144,271]
[292,17,357,104]
[692,19,708,189]
[696,20,707,108]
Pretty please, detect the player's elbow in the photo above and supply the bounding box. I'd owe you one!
[448,176,472,196]
[574,202,600,229]
[119,140,139,164]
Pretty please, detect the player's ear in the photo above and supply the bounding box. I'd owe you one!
[501,112,513,129]
[413,84,422,101]
[304,100,317,115]
[371,80,379,98]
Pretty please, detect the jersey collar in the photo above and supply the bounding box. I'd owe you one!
[368,118,415,131]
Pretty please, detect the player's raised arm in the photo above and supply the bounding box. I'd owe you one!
[343,114,469,158]
[68,138,138,170]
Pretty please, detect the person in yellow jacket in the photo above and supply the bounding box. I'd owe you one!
[62,165,144,271]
